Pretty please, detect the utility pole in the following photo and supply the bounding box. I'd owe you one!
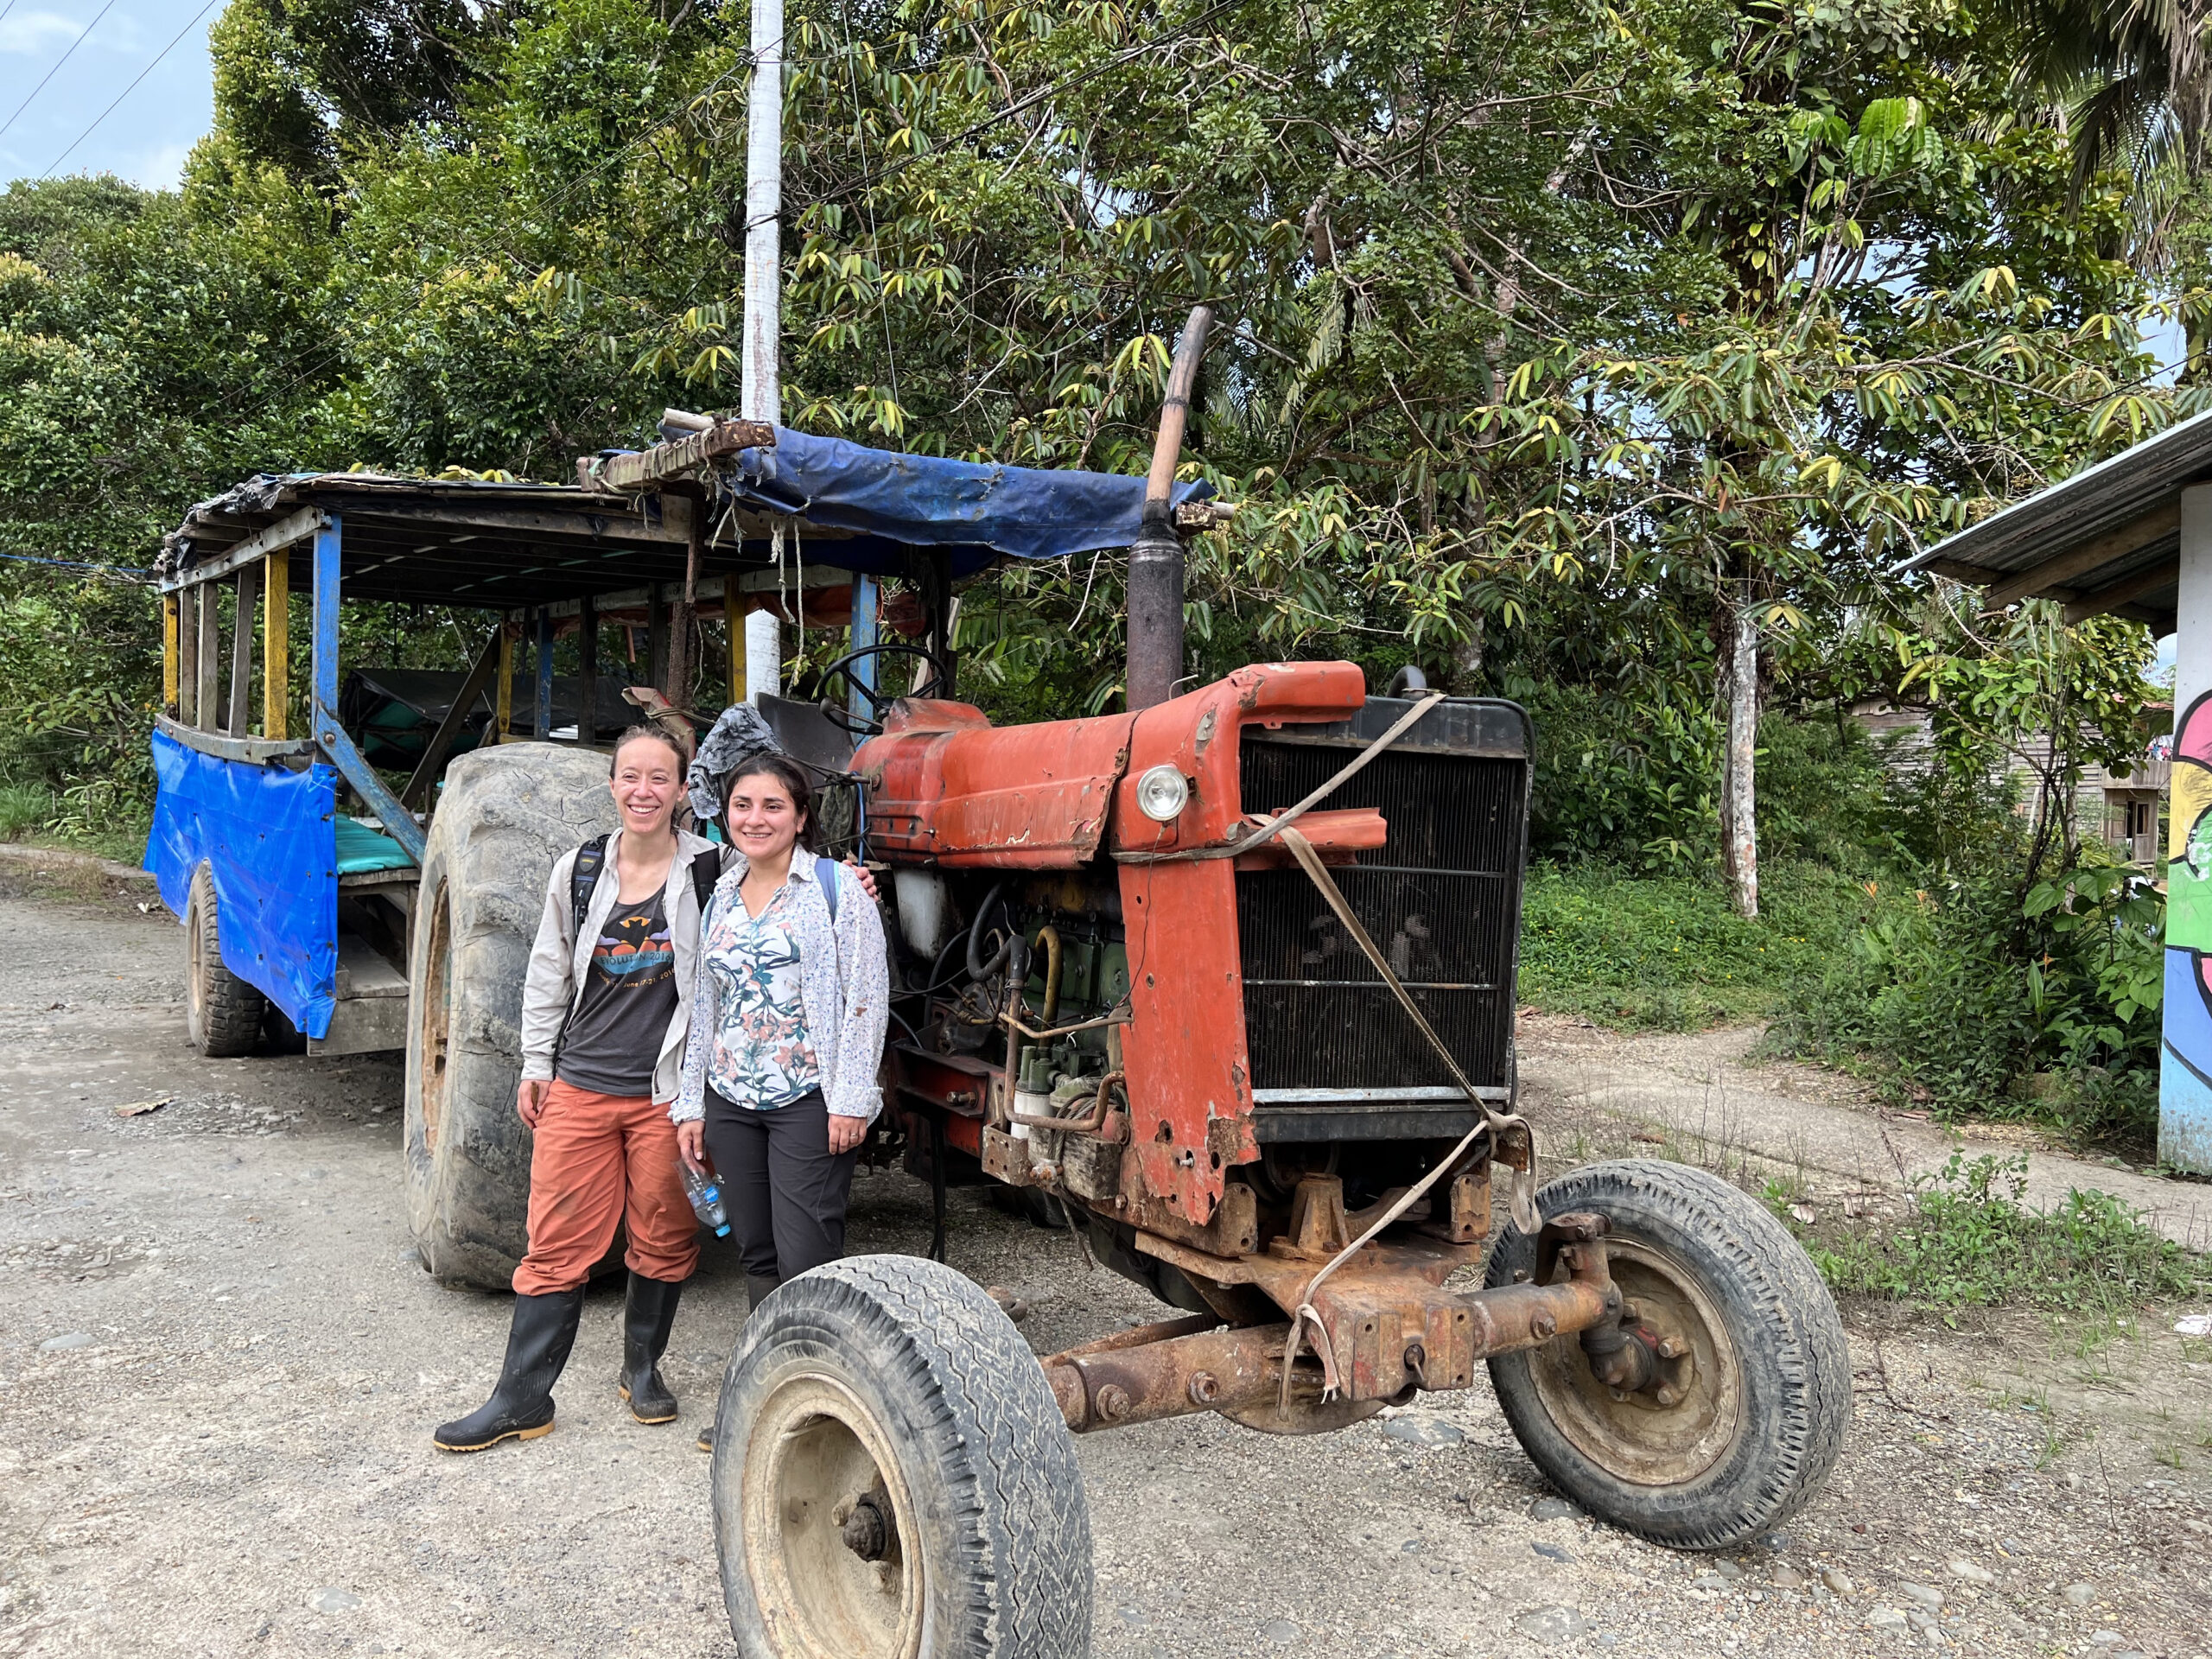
[741,0,784,704]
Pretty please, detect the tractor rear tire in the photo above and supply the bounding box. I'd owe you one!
[404,744,618,1289]
[184,862,267,1058]
[1484,1159,1850,1550]
[712,1256,1092,1659]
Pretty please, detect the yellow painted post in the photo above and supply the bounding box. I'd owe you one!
[264,549,289,739]
[496,618,515,739]
[162,594,180,715]
[726,578,743,709]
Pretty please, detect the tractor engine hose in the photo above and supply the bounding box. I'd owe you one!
[966,880,1014,982]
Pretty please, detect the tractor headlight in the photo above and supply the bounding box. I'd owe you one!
[1135,764,1190,823]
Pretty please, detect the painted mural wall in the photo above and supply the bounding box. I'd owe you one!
[2161,688,2212,1171]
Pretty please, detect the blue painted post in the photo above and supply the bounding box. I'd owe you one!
[849,572,879,724]
[311,515,342,718]
[307,512,426,865]
[2161,486,2212,1174]
[535,607,555,739]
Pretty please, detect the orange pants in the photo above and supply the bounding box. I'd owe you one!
[512,1081,700,1295]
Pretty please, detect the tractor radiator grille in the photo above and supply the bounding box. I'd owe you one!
[1237,733,1524,1090]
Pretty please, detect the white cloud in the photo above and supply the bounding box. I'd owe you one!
[128,140,192,190]
[0,11,82,54]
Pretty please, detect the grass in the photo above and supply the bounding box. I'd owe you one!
[1516,857,1887,1030]
[1776,1151,2212,1327]
[0,782,54,842]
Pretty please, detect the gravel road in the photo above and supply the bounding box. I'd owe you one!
[3,868,2209,1658]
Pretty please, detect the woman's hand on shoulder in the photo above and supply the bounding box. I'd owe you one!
[842,859,880,903]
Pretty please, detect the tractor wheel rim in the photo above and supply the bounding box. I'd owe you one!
[1529,1236,1745,1486]
[416,887,452,1154]
[741,1370,923,1659]
[185,894,206,1039]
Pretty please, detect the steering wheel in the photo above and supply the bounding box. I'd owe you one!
[816,643,949,734]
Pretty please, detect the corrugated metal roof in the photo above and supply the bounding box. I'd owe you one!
[1900,404,2212,634]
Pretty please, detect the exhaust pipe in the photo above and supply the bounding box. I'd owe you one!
[1127,306,1213,713]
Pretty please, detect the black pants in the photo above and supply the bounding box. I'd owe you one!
[702,1087,858,1287]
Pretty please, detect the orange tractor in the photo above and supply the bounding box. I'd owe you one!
[705,320,1849,1656]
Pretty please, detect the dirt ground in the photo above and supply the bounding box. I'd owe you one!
[3,867,2210,1659]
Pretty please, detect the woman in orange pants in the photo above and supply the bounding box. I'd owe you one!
[433,724,716,1452]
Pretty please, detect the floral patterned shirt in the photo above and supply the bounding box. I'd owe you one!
[700,877,823,1110]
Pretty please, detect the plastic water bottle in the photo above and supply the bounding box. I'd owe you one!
[681,1161,731,1237]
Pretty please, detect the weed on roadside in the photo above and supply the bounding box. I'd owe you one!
[1774,1151,2212,1327]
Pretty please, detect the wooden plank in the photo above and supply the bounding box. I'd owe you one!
[725,576,742,707]
[329,499,689,546]
[2063,555,2181,625]
[647,583,668,694]
[495,619,515,739]
[195,582,219,724]
[264,549,289,740]
[579,596,599,745]
[1983,504,2182,609]
[155,712,315,765]
[163,506,327,593]
[401,625,504,811]
[582,420,776,492]
[176,588,198,723]
[227,562,260,736]
[1916,556,1997,583]
[534,607,555,738]
[162,594,179,715]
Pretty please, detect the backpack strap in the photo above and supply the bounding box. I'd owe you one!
[816,855,841,924]
[569,835,610,939]
[692,843,732,917]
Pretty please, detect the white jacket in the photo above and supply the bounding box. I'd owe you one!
[673,852,890,1123]
[518,828,721,1106]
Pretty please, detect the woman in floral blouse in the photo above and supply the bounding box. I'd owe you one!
[672,753,889,1388]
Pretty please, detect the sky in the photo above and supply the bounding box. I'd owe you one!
[0,0,218,191]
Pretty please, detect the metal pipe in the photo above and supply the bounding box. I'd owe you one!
[1043,1320,1294,1432]
[1008,1070,1122,1135]
[1127,305,1214,713]
[1036,925,1064,1026]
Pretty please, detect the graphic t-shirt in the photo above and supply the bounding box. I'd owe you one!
[556,891,677,1097]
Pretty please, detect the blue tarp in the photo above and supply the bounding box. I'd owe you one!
[715,428,1214,576]
[144,731,340,1039]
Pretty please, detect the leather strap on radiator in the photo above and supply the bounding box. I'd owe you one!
[1273,822,1541,1411]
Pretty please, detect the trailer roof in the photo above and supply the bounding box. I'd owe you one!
[1896,405,2212,633]
[155,429,1214,608]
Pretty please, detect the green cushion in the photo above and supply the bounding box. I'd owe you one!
[334,815,414,874]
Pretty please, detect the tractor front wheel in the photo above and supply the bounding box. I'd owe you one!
[712,1256,1092,1659]
[1484,1159,1850,1550]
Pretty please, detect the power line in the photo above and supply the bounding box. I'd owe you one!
[0,0,120,142]
[41,0,222,178]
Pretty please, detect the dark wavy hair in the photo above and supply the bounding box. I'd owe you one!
[722,752,817,853]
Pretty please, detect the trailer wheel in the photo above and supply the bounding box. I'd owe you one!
[713,1256,1092,1659]
[404,744,617,1289]
[184,863,266,1058]
[1484,1160,1850,1550]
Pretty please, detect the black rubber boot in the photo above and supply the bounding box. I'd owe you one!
[433,1288,584,1452]
[697,1273,782,1453]
[618,1273,684,1425]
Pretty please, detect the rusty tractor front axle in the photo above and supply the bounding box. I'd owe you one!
[1040,1210,1637,1433]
